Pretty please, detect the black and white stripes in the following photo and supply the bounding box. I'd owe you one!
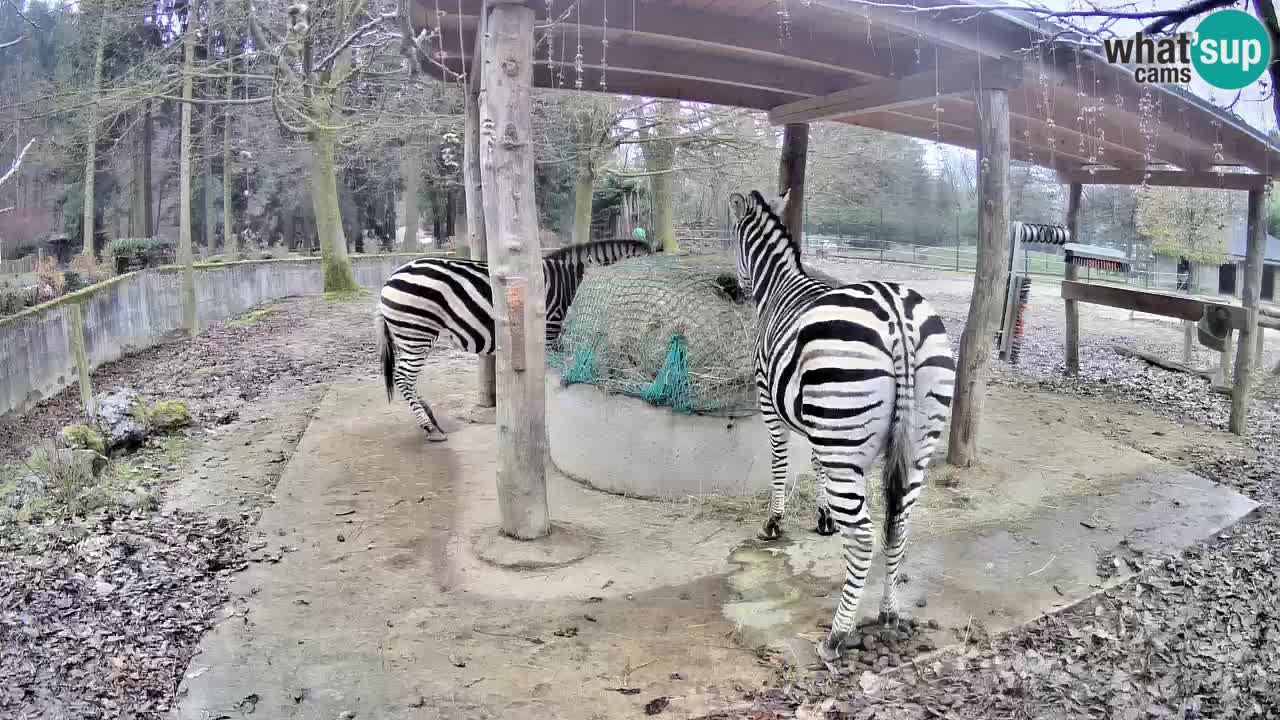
[729,190,955,664]
[376,240,652,440]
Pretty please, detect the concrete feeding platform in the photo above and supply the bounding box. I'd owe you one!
[174,375,1257,720]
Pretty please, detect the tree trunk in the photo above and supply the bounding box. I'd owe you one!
[81,5,108,257]
[223,29,237,260]
[1230,188,1267,434]
[572,151,593,244]
[401,145,421,252]
[646,100,680,252]
[179,28,198,337]
[464,65,496,407]
[142,103,154,237]
[947,87,1010,467]
[131,116,145,237]
[479,1,548,539]
[310,126,359,292]
[1063,183,1083,374]
[777,123,808,246]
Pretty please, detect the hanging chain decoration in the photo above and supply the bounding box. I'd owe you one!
[1043,43,1057,167]
[931,44,943,145]
[556,24,566,88]
[574,0,583,90]
[433,0,447,65]
[545,0,555,85]
[600,0,609,90]
[1137,82,1155,189]
[777,0,792,44]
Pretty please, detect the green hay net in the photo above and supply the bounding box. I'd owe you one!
[549,254,758,417]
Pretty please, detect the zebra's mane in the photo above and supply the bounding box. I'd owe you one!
[746,190,804,271]
[543,239,652,261]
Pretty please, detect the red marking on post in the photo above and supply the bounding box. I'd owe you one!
[507,278,526,371]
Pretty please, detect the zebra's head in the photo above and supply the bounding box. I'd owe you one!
[729,189,795,296]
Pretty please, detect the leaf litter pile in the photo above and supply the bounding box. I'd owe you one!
[1,511,248,719]
[0,296,383,718]
[702,298,1280,719]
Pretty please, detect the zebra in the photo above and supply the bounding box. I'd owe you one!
[728,189,955,665]
[376,239,654,440]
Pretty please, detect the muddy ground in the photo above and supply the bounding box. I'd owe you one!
[2,261,1278,719]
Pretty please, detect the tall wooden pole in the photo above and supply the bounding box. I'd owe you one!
[179,26,198,338]
[465,3,496,408]
[1230,188,1267,434]
[479,0,549,539]
[947,86,1010,467]
[1063,183,1083,375]
[777,123,808,246]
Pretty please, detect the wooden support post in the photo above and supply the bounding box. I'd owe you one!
[68,303,94,416]
[947,86,1010,467]
[1256,327,1265,366]
[1220,329,1234,385]
[1230,188,1267,434]
[777,123,808,246]
[1063,183,1083,375]
[464,19,496,409]
[479,0,549,539]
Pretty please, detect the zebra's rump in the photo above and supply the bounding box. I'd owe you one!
[764,282,953,435]
[378,257,496,354]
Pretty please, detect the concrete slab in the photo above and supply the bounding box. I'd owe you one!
[546,376,810,498]
[174,376,1257,720]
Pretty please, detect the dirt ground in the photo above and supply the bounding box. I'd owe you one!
[1,260,1274,720]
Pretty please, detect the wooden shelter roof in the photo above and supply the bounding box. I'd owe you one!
[411,0,1280,178]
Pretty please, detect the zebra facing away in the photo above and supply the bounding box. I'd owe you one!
[728,189,955,664]
[376,239,654,440]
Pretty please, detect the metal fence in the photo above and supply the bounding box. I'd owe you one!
[0,254,38,276]
[677,230,1184,291]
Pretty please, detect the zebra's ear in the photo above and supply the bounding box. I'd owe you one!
[729,193,747,220]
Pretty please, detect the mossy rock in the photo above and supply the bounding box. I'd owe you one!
[148,399,192,431]
[61,424,106,455]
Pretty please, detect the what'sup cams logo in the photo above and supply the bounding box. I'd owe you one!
[1102,9,1272,90]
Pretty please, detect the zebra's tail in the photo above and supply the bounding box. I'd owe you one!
[377,312,395,403]
[884,302,916,545]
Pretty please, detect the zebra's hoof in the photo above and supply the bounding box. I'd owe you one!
[878,609,900,629]
[425,429,449,443]
[814,508,838,536]
[817,631,846,664]
[757,514,784,541]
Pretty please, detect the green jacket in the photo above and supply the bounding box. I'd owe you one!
[631,227,647,241]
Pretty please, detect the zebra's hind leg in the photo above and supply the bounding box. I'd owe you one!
[812,441,881,665]
[812,450,837,536]
[757,408,791,541]
[878,463,923,628]
[393,335,448,442]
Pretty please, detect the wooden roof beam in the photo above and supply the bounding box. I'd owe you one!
[803,0,1013,58]
[433,0,901,82]
[852,109,1090,174]
[768,58,1022,126]
[1057,169,1272,190]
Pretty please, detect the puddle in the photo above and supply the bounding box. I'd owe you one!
[722,542,831,648]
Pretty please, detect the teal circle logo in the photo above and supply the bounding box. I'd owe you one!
[1192,9,1272,90]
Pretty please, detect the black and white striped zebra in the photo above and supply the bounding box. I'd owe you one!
[376,239,653,440]
[729,190,955,664]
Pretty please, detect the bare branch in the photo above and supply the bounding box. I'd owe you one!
[2,0,39,29]
[0,34,24,50]
[0,138,34,189]
[315,10,399,71]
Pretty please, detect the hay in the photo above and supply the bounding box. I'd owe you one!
[548,255,758,416]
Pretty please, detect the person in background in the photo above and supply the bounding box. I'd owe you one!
[632,226,647,244]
